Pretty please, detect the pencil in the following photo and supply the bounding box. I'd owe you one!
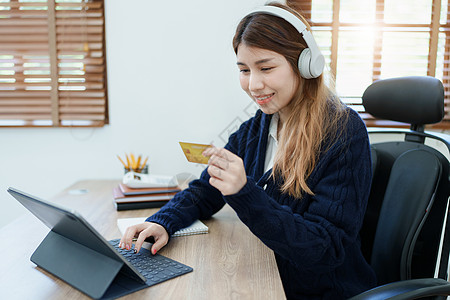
[117,155,128,168]
[125,153,130,169]
[130,153,136,169]
[140,156,148,171]
[135,155,142,172]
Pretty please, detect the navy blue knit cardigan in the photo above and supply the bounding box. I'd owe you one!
[147,109,377,299]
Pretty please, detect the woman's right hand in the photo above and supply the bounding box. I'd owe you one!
[119,222,169,255]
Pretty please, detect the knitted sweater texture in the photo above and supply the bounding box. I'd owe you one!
[147,109,377,299]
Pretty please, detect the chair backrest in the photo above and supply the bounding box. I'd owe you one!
[360,76,450,285]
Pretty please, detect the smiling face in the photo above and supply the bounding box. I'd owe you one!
[237,44,299,123]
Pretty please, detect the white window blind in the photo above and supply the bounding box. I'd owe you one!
[0,0,108,127]
[288,0,450,129]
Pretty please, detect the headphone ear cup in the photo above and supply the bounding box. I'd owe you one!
[298,48,312,79]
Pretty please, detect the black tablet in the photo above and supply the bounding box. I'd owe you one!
[7,187,192,299]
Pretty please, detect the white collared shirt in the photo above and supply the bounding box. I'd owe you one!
[264,113,279,173]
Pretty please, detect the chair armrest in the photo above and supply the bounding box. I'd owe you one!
[348,278,450,300]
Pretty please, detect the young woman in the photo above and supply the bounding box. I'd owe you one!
[120,3,377,299]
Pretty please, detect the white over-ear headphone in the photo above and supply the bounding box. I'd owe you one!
[247,6,325,79]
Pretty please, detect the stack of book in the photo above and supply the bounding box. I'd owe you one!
[113,183,181,211]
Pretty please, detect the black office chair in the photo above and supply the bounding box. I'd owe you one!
[349,76,450,300]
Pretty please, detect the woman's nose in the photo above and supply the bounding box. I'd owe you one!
[249,73,264,92]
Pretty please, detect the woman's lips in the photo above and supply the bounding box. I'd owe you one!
[254,93,274,105]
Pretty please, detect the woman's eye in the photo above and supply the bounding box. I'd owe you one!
[261,67,273,71]
[239,69,250,73]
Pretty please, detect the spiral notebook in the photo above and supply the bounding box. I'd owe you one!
[117,217,208,237]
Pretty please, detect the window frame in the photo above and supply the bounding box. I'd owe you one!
[0,0,108,128]
[288,0,450,130]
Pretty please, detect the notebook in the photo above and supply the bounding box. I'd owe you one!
[117,218,208,237]
[7,187,193,299]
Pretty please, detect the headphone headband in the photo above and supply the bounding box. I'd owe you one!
[247,6,325,79]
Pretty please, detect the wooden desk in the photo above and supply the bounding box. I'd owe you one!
[0,180,285,299]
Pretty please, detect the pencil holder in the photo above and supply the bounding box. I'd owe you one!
[124,165,148,174]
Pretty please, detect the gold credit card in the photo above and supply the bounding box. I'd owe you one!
[179,142,211,164]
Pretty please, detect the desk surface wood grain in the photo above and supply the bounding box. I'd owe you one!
[0,180,285,299]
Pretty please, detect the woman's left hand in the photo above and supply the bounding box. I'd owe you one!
[203,147,247,196]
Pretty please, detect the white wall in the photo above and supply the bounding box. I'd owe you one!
[0,0,269,228]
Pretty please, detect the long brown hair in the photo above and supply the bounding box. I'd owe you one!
[233,3,348,198]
